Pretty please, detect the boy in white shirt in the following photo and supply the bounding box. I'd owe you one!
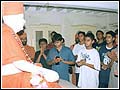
[72,31,86,86]
[76,33,100,88]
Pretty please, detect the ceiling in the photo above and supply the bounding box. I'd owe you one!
[23,1,118,16]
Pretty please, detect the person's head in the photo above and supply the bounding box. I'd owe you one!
[2,2,25,33]
[115,29,118,45]
[105,31,115,45]
[77,31,85,42]
[85,33,95,48]
[96,30,104,40]
[52,33,63,48]
[39,38,48,49]
[74,32,79,44]
[17,30,27,46]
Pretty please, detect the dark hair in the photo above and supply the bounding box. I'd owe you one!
[51,31,57,36]
[52,33,63,43]
[16,26,26,36]
[115,29,118,35]
[62,38,65,44]
[106,31,115,37]
[17,30,24,36]
[39,38,48,45]
[96,30,104,35]
[78,31,85,36]
[85,32,95,40]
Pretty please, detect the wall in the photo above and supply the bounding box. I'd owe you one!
[24,7,118,49]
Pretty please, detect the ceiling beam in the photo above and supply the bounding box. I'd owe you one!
[23,2,117,13]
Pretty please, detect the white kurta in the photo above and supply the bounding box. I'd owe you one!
[72,44,85,73]
[76,48,100,88]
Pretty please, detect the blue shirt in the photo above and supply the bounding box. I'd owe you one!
[34,49,51,69]
[99,45,115,84]
[93,41,106,51]
[46,46,75,81]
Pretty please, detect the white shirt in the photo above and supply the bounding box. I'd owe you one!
[76,48,100,88]
[72,43,85,73]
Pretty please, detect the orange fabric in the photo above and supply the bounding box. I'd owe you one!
[2,72,33,88]
[2,24,26,65]
[2,24,61,88]
[24,45,35,61]
[2,2,24,16]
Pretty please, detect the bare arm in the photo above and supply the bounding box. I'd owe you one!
[85,63,94,69]
[62,60,75,65]
[76,60,96,70]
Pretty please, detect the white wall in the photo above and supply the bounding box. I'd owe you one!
[24,7,118,49]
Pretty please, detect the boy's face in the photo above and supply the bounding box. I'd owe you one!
[105,34,114,44]
[54,40,63,48]
[96,32,104,40]
[85,37,94,47]
[78,33,85,42]
[39,42,47,49]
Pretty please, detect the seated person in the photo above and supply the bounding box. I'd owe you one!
[2,2,61,88]
[34,38,51,69]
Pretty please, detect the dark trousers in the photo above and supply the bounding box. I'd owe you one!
[99,82,108,88]
[75,73,79,86]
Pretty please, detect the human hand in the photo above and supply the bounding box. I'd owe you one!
[34,63,43,67]
[102,64,108,70]
[54,57,61,64]
[39,48,44,56]
[76,60,86,67]
[107,51,118,62]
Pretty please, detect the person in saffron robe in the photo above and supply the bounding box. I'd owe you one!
[2,2,61,88]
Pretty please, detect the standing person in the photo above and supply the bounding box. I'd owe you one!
[47,33,75,81]
[34,38,51,69]
[76,33,100,88]
[72,31,86,86]
[17,29,35,61]
[99,31,116,88]
[108,29,118,88]
[94,30,106,50]
[2,2,61,88]
[47,31,57,50]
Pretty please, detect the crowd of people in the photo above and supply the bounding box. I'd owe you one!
[2,2,118,88]
[17,28,118,88]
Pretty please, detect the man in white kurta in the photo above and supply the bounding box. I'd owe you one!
[76,48,100,88]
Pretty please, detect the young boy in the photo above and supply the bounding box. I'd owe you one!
[76,33,100,88]
[72,31,86,86]
[47,33,75,81]
[94,30,106,50]
[34,38,51,69]
[99,31,116,88]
